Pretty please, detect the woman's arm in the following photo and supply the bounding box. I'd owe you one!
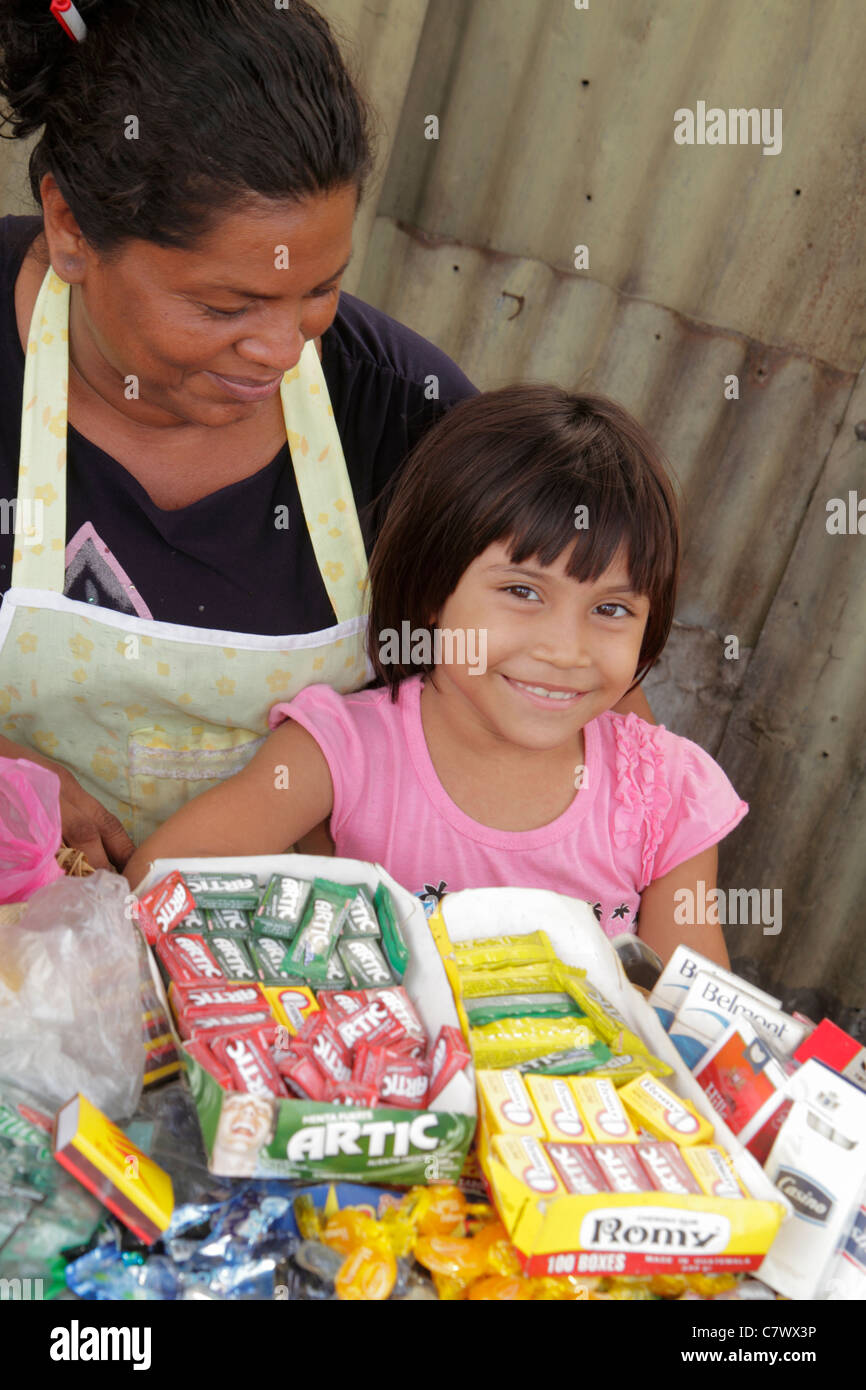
[636,845,730,969]
[124,721,334,889]
[612,685,655,723]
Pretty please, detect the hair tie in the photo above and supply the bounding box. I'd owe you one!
[50,0,88,43]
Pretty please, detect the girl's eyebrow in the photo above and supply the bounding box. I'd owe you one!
[486,562,640,595]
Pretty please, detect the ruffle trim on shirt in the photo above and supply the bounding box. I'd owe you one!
[611,713,673,887]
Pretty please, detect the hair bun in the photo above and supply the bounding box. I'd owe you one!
[0,0,100,137]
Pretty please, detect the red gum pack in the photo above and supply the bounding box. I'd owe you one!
[170,982,267,1022]
[635,1141,702,1195]
[211,1031,286,1099]
[156,932,225,985]
[592,1144,654,1194]
[544,1142,608,1195]
[427,1026,471,1102]
[184,1038,232,1089]
[188,1016,275,1049]
[352,1044,430,1109]
[276,1049,329,1101]
[294,1015,352,1085]
[136,871,195,944]
[335,996,408,1053]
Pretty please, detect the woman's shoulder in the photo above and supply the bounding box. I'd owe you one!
[326,290,477,405]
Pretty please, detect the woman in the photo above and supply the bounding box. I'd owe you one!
[0,0,650,871]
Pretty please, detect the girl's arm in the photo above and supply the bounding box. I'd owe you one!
[636,845,730,969]
[124,721,334,890]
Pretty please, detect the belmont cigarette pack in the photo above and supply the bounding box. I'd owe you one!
[54,1093,174,1244]
[649,945,781,1031]
[668,968,809,1069]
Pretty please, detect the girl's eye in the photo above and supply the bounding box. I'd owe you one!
[504,584,541,601]
[594,602,632,618]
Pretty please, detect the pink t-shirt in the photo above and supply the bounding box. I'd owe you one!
[269,676,748,938]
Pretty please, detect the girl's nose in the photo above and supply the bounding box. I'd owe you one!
[530,615,593,670]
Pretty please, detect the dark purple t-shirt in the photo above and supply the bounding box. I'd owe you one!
[0,214,477,634]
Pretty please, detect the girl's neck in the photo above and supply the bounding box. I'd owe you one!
[418,674,587,833]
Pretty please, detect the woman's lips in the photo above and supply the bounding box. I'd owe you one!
[206,370,284,402]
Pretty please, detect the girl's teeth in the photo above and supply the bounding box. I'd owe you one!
[514,680,578,700]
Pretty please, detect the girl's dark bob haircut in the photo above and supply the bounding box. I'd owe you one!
[0,0,374,253]
[368,385,680,697]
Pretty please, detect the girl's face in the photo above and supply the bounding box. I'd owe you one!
[46,180,357,428]
[429,539,651,752]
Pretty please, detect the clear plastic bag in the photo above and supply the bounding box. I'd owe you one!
[0,871,144,1118]
[0,756,65,903]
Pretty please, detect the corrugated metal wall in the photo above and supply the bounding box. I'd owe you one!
[3,1,864,1007]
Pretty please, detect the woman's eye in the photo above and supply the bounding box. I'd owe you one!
[504,584,541,601]
[308,285,340,300]
[595,602,631,618]
[200,303,248,319]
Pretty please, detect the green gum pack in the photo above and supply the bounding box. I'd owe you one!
[284,878,355,985]
[341,885,381,939]
[338,937,394,989]
[208,934,258,982]
[373,883,409,980]
[253,874,312,939]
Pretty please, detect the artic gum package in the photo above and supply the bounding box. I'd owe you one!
[525,1075,590,1143]
[156,931,225,985]
[515,1042,612,1076]
[338,937,394,989]
[618,1072,714,1146]
[591,1144,654,1194]
[183,873,261,910]
[285,878,355,984]
[253,874,312,938]
[205,908,251,934]
[544,1142,607,1195]
[342,885,381,939]
[560,971,652,1061]
[569,1078,638,1144]
[476,1070,545,1138]
[491,1134,567,1197]
[249,935,302,983]
[209,934,259,983]
[635,1141,702,1195]
[373,882,409,980]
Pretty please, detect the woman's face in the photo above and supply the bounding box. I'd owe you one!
[47,181,358,428]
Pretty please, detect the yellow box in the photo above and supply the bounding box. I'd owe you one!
[619,1072,714,1147]
[477,1069,545,1138]
[525,1075,592,1143]
[53,1093,174,1244]
[681,1145,748,1199]
[570,1077,638,1144]
[262,984,319,1034]
[491,1134,567,1198]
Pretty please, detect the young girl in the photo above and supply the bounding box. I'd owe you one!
[125,386,746,967]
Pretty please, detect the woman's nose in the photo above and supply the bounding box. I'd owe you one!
[234,319,306,374]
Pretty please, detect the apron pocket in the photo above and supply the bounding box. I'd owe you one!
[128,724,266,843]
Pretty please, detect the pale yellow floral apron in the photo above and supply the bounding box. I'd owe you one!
[0,268,371,842]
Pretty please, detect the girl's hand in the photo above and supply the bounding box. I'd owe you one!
[0,735,135,872]
[636,845,730,969]
[124,719,334,890]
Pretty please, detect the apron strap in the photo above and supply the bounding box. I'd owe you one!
[280,340,370,625]
[12,268,69,592]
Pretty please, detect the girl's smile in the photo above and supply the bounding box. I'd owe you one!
[423,539,651,760]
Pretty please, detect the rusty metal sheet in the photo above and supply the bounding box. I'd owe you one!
[378,0,866,371]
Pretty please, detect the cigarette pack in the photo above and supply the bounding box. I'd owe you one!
[649,945,780,1032]
[53,1093,174,1244]
[759,1060,866,1300]
[794,1018,866,1094]
[691,1018,792,1161]
[668,968,809,1069]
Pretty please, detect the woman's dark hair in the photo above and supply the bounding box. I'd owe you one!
[368,385,680,697]
[0,0,375,253]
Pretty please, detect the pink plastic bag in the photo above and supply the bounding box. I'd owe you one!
[0,756,65,903]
